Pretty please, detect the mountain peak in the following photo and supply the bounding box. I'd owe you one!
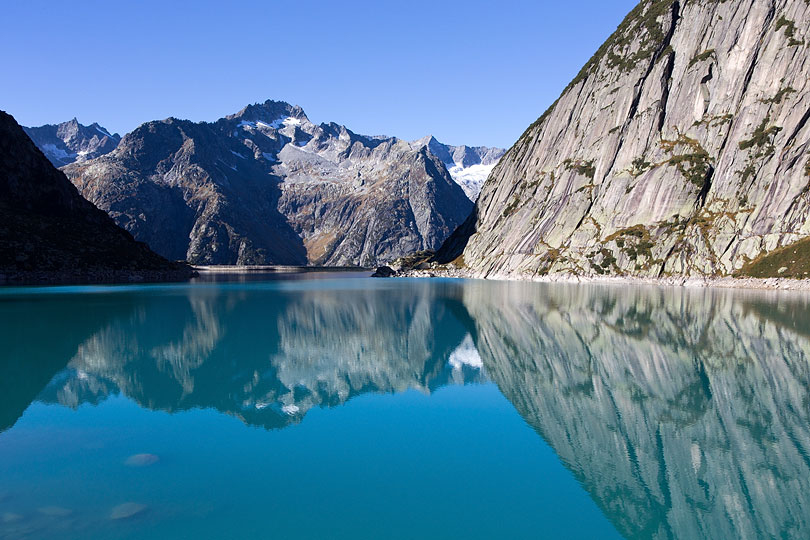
[23,118,121,167]
[1,110,191,284]
[228,100,308,125]
[60,102,475,267]
[410,135,505,201]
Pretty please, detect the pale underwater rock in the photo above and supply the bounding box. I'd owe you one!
[124,453,160,467]
[2,512,23,523]
[110,502,147,520]
[37,506,72,517]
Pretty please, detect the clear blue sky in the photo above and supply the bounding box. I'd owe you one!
[2,0,637,149]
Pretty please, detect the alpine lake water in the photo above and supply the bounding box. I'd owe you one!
[1,273,809,540]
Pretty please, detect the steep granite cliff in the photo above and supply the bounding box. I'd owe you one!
[63,101,476,266]
[0,111,193,284]
[440,0,810,279]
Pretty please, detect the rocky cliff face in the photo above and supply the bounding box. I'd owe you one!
[23,118,120,166]
[0,111,193,284]
[63,101,475,266]
[441,0,810,279]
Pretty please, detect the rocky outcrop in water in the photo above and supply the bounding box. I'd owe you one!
[0,111,194,284]
[62,101,479,266]
[23,118,119,167]
[440,0,810,279]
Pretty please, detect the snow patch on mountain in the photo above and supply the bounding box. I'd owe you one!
[40,143,76,164]
[448,163,498,201]
[24,119,120,167]
[411,136,505,201]
[95,125,114,139]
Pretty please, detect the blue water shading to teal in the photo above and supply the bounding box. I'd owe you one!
[1,275,810,539]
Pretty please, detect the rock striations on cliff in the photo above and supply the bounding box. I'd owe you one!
[23,118,120,167]
[62,101,489,267]
[439,0,810,279]
[0,111,193,284]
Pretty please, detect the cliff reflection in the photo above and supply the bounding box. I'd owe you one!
[465,281,810,540]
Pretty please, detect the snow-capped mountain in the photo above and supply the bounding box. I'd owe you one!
[23,118,120,167]
[412,135,505,201]
[62,100,474,266]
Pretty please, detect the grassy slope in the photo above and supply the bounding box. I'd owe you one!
[736,237,810,279]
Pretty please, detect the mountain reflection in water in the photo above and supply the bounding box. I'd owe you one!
[2,278,809,539]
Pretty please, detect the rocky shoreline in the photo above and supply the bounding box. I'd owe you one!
[397,267,810,292]
[194,265,368,274]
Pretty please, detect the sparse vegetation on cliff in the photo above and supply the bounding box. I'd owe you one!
[775,16,804,47]
[564,159,596,179]
[661,134,713,187]
[736,237,810,278]
[688,49,715,68]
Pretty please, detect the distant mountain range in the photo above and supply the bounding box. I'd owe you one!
[23,118,120,167]
[26,100,502,266]
[0,111,192,284]
[414,135,504,200]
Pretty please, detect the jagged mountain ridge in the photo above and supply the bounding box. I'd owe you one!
[0,111,192,284]
[439,0,810,279]
[413,135,505,200]
[23,118,120,167]
[62,100,491,266]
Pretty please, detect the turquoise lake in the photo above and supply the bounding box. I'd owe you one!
[1,275,809,539]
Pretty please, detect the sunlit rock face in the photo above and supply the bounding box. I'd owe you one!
[464,281,810,539]
[62,101,474,266]
[442,0,810,278]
